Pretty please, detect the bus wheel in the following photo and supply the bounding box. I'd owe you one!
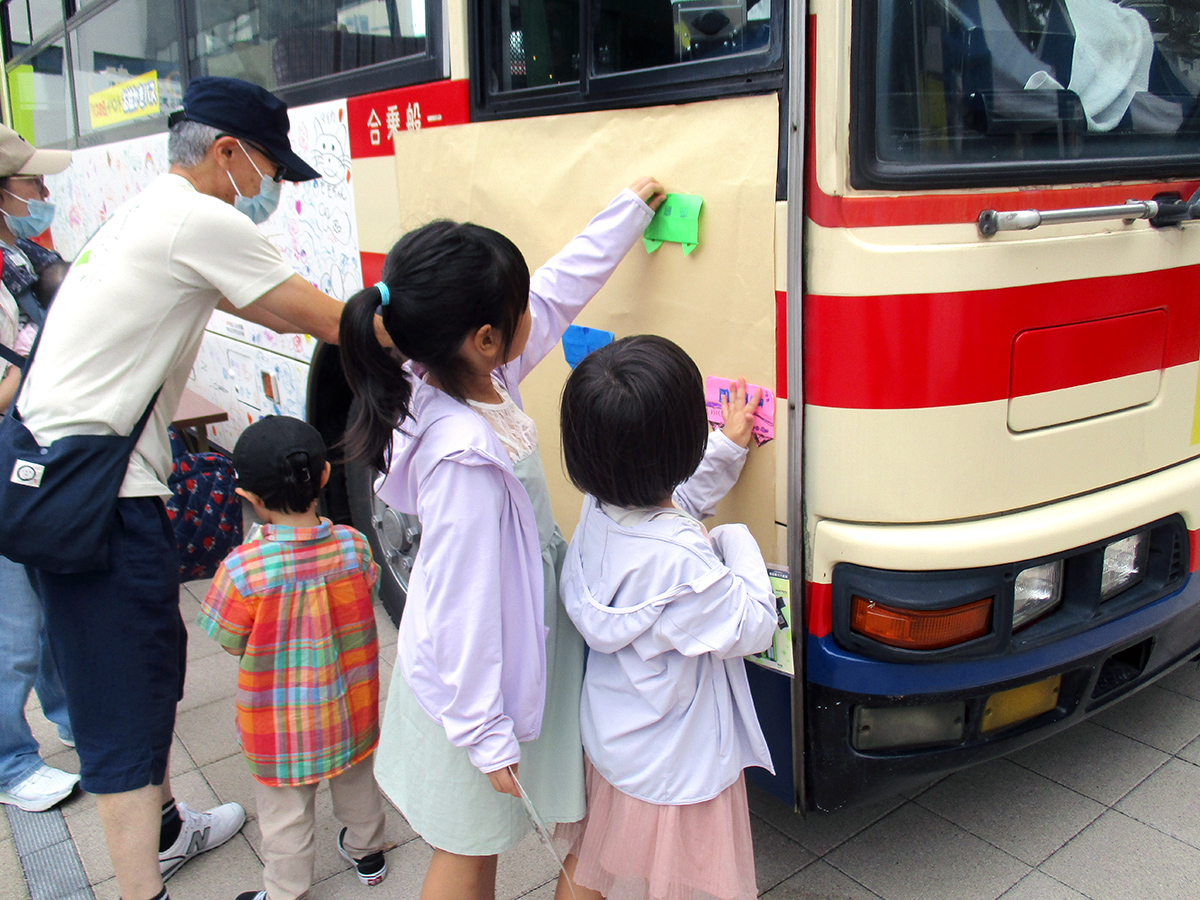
[345,457,420,627]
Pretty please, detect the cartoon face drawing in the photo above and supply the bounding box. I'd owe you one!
[311,126,350,186]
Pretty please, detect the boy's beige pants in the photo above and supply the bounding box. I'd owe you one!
[253,751,388,900]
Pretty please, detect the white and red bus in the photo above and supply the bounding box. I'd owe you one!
[7,0,1200,812]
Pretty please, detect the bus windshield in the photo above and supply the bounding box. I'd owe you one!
[861,0,1200,186]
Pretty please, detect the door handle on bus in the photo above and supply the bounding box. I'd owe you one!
[977,189,1200,236]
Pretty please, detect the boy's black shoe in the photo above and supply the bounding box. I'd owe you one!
[336,827,388,886]
[234,892,266,900]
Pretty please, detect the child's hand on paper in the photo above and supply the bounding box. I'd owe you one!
[720,377,762,449]
[630,176,666,211]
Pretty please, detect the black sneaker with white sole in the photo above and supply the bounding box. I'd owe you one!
[336,827,388,886]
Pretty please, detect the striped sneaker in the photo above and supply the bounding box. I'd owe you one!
[336,827,388,886]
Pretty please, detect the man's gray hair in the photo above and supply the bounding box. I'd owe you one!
[167,120,223,168]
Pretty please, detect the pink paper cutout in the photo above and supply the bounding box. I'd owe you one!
[704,376,775,446]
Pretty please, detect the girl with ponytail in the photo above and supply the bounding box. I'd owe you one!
[339,178,664,899]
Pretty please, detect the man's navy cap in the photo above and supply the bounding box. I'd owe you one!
[168,76,320,182]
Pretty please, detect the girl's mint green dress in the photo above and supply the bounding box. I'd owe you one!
[373,393,586,855]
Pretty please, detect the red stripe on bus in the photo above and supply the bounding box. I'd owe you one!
[347,80,470,159]
[1010,311,1168,398]
[807,179,1200,231]
[360,252,385,287]
[1191,530,1200,573]
[808,582,832,638]
[804,267,1200,409]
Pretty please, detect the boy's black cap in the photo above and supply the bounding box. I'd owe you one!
[233,416,327,498]
[167,76,320,183]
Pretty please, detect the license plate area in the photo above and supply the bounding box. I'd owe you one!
[982,674,1062,733]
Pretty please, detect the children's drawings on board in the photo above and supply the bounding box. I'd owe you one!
[46,133,168,261]
[260,99,363,305]
[190,333,311,451]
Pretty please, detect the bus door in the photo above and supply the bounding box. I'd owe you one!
[346,0,799,803]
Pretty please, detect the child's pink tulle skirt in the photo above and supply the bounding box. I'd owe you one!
[553,758,757,900]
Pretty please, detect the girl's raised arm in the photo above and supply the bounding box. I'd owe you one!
[673,431,749,520]
[505,178,663,385]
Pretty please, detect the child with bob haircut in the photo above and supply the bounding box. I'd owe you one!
[337,179,664,899]
[555,334,778,900]
[197,415,389,900]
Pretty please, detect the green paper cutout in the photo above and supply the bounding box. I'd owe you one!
[643,193,703,255]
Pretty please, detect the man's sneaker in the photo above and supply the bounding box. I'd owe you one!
[159,800,246,879]
[336,827,388,886]
[234,892,266,900]
[0,765,79,812]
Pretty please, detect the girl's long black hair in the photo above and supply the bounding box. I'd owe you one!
[339,220,530,471]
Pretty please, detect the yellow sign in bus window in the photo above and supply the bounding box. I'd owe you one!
[88,71,160,131]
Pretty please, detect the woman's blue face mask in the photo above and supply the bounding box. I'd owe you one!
[2,190,55,240]
[226,140,281,225]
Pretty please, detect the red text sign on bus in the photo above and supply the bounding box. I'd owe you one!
[346,80,470,159]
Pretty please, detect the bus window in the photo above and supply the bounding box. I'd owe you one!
[856,0,1200,187]
[593,0,773,72]
[481,0,781,112]
[13,0,64,45]
[69,0,182,141]
[186,0,427,92]
[6,38,69,148]
[486,0,580,90]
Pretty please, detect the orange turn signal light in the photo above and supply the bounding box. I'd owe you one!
[850,595,992,650]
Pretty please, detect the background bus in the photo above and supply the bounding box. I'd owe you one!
[6,0,1200,813]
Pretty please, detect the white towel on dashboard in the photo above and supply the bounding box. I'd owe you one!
[1062,0,1153,131]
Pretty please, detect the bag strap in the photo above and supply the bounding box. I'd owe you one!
[11,323,163,444]
[13,288,45,328]
[0,342,23,371]
[125,385,164,446]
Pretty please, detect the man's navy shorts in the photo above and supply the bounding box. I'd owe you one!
[33,497,186,795]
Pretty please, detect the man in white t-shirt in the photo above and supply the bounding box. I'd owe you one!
[17,77,346,900]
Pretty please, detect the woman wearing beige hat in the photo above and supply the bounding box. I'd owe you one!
[0,123,71,404]
[0,122,79,815]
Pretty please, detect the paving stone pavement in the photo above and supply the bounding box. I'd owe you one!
[8,578,1200,900]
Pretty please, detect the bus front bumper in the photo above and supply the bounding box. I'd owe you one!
[804,573,1200,812]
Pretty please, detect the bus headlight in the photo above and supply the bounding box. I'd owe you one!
[1013,561,1062,630]
[1102,532,1148,601]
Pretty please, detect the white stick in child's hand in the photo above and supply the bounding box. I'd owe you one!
[509,766,579,900]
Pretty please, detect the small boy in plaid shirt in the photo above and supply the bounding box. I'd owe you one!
[198,416,388,900]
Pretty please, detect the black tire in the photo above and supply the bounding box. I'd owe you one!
[308,348,420,628]
[345,456,420,627]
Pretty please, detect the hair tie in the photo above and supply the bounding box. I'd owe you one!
[375,281,390,307]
